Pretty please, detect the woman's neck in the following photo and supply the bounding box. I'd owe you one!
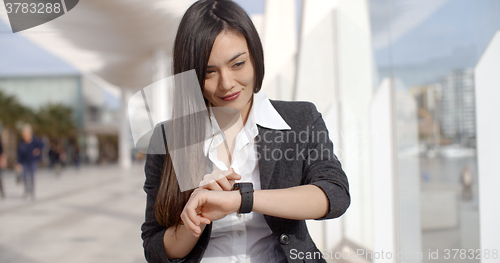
[211,97,253,130]
[240,97,253,125]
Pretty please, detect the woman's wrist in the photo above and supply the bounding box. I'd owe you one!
[163,222,207,259]
[230,190,242,214]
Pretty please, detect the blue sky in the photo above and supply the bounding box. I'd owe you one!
[371,0,500,87]
[233,0,266,14]
[0,19,78,77]
[373,0,500,67]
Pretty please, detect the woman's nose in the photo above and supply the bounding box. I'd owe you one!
[218,69,235,91]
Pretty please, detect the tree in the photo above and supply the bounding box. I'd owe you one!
[0,90,78,167]
[32,104,77,140]
[0,90,33,168]
[0,90,31,129]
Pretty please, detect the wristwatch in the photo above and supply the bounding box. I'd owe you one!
[232,182,254,214]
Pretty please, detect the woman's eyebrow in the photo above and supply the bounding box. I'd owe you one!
[228,52,246,63]
[207,52,247,68]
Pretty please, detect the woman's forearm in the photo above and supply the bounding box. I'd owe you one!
[180,185,330,236]
[163,223,207,259]
[253,185,329,220]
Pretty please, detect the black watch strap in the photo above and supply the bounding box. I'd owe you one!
[232,182,254,214]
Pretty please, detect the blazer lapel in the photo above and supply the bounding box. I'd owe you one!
[256,125,283,190]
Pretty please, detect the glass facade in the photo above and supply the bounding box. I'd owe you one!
[370,0,500,262]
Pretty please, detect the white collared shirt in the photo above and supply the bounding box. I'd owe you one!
[200,91,290,263]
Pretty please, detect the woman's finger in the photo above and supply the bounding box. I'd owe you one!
[195,207,211,225]
[226,175,242,182]
[200,216,211,225]
[203,180,223,191]
[225,169,242,188]
[216,177,233,191]
[199,169,240,191]
[216,169,241,190]
[226,169,242,180]
[199,171,225,189]
[182,192,205,236]
[205,170,229,182]
[180,209,200,236]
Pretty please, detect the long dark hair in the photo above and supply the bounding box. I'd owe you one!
[154,0,265,228]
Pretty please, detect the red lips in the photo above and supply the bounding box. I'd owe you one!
[220,91,241,101]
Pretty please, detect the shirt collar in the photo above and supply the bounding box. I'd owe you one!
[203,91,291,156]
[253,91,291,130]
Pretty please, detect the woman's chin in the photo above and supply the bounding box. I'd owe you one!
[212,105,240,114]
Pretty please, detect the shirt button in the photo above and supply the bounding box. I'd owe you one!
[237,213,242,218]
[279,234,290,245]
[237,230,243,236]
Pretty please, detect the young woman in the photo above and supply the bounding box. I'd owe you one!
[141,1,350,262]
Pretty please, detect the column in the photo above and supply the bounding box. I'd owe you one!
[119,88,132,169]
[475,31,500,262]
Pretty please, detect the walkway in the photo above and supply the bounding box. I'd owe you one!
[0,163,148,263]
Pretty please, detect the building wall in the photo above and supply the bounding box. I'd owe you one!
[439,69,476,145]
[0,75,80,108]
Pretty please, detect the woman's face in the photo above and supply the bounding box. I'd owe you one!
[203,30,255,119]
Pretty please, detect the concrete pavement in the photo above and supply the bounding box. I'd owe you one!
[0,163,148,263]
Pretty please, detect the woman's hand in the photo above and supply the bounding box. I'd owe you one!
[180,188,241,236]
[183,169,241,236]
[198,168,241,191]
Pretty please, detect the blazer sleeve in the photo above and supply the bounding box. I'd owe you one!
[141,123,211,263]
[301,103,350,220]
[142,153,172,262]
[141,123,185,263]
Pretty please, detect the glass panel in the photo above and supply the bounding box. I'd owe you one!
[370,0,500,262]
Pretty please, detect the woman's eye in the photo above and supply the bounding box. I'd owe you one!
[233,61,245,68]
[206,70,215,75]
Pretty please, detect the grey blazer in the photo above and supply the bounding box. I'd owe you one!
[141,100,350,263]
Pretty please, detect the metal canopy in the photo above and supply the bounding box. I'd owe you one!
[0,0,196,89]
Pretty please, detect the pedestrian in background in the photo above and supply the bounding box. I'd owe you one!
[0,137,6,199]
[48,141,64,176]
[16,124,44,200]
[461,166,473,202]
[73,144,81,170]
